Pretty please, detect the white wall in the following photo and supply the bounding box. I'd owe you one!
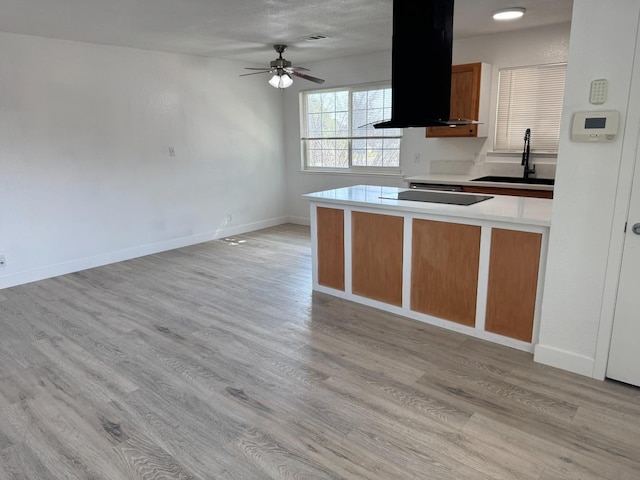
[0,32,287,289]
[284,23,571,222]
[535,0,640,377]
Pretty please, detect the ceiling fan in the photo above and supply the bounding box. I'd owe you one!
[240,44,325,89]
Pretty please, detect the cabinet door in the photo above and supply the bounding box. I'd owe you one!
[411,219,481,326]
[316,207,345,291]
[485,228,542,342]
[426,63,481,138]
[352,211,404,306]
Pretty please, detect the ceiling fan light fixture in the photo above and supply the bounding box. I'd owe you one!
[269,73,293,89]
[492,7,526,20]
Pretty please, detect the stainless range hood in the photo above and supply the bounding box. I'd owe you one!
[374,0,459,129]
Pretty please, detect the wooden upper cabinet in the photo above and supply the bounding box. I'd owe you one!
[426,62,490,138]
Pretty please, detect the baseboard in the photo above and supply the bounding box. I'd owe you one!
[533,344,596,378]
[287,215,310,226]
[0,216,288,290]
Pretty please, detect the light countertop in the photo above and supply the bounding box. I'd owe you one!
[303,185,552,227]
[404,173,555,191]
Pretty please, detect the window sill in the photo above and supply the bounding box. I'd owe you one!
[300,169,403,178]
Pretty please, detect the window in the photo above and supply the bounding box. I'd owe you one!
[300,84,402,171]
[495,63,567,153]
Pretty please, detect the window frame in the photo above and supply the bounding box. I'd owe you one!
[300,82,403,174]
[493,62,567,155]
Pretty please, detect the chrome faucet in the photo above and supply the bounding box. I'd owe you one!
[522,128,535,178]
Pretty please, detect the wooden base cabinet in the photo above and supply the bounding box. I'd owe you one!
[411,219,481,327]
[485,229,542,342]
[316,207,345,291]
[351,211,404,306]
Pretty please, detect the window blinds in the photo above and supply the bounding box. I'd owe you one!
[495,63,567,152]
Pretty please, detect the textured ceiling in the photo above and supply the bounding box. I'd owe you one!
[0,0,573,65]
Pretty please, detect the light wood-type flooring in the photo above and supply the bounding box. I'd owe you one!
[1,224,639,479]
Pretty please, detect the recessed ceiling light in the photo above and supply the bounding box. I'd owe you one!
[492,7,526,20]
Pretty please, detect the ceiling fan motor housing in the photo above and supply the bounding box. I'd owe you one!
[271,44,291,72]
[270,58,292,69]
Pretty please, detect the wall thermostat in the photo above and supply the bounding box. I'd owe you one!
[571,110,619,142]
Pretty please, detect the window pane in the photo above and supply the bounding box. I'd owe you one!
[367,89,384,110]
[321,113,336,137]
[353,91,367,110]
[369,149,383,167]
[352,149,367,166]
[367,138,383,150]
[336,112,349,136]
[321,92,336,112]
[352,139,366,150]
[383,149,400,167]
[307,142,323,167]
[336,139,349,150]
[321,139,336,150]
[322,148,336,167]
[307,113,322,137]
[336,145,349,167]
[335,91,349,112]
[383,138,401,150]
[352,110,368,131]
[307,93,322,114]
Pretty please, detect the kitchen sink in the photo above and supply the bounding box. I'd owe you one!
[471,175,555,186]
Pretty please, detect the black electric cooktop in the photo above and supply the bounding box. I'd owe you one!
[391,189,493,206]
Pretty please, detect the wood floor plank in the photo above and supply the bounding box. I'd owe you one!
[0,224,638,479]
[234,429,343,480]
[0,443,56,480]
[3,395,124,480]
[464,413,640,480]
[113,433,200,480]
[415,364,640,474]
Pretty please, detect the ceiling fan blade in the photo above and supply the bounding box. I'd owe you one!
[286,66,310,72]
[291,71,325,84]
[244,67,271,71]
[239,71,272,77]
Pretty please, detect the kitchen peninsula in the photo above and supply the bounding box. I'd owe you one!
[304,185,552,352]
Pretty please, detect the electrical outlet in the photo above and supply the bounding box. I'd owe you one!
[0,255,5,268]
[168,147,176,157]
[226,213,232,223]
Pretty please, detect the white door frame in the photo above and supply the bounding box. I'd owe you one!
[593,21,640,380]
